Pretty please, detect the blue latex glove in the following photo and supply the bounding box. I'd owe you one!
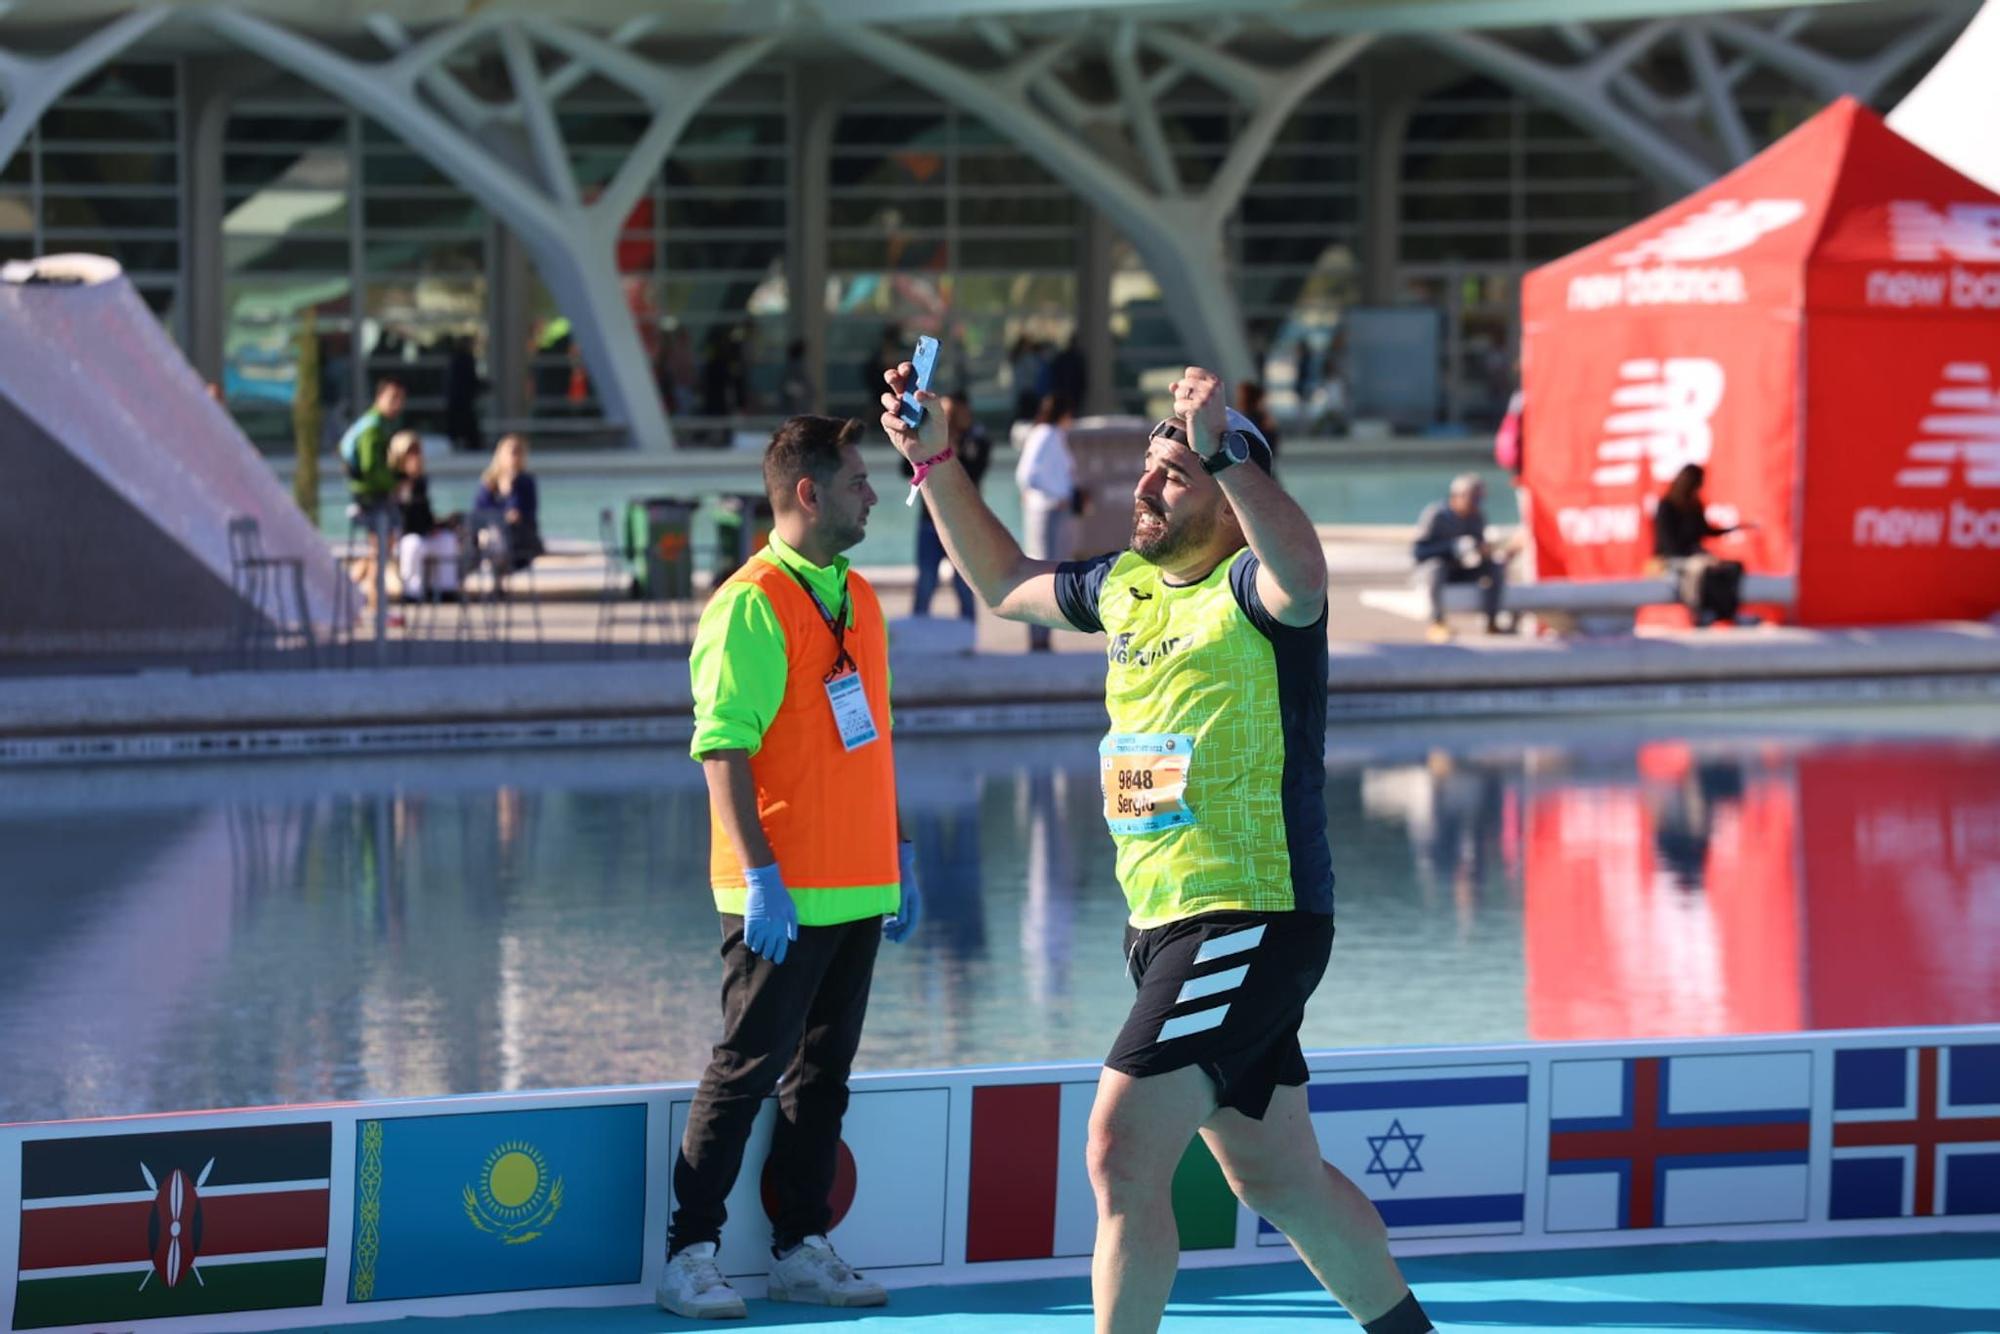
[884,842,921,944]
[743,863,797,965]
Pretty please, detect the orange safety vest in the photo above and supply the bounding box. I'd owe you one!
[708,557,900,925]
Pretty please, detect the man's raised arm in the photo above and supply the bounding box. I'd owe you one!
[878,363,1073,629]
[1178,368,1328,628]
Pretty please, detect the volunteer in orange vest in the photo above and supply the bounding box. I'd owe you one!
[658,415,918,1321]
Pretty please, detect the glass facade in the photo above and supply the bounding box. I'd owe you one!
[0,61,184,335]
[1397,78,1657,427]
[0,16,1955,446]
[826,84,1081,421]
[222,85,490,446]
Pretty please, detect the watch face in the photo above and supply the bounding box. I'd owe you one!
[1227,432,1250,463]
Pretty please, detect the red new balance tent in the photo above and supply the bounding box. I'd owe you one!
[1521,97,2000,625]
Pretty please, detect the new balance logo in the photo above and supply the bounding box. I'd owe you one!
[1895,363,2000,490]
[1888,203,2000,264]
[1594,358,1725,487]
[1612,199,1806,266]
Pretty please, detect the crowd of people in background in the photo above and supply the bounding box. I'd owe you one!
[338,376,542,617]
[322,317,1762,643]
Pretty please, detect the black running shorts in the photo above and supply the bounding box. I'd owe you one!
[1104,909,1335,1120]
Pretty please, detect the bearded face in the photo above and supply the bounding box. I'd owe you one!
[1129,426,1239,569]
[1130,492,1221,566]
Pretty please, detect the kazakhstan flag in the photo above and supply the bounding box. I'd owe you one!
[350,1103,646,1301]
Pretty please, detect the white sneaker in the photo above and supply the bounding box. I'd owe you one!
[766,1234,887,1307]
[655,1243,746,1320]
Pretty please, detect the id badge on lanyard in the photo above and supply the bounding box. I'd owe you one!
[825,671,879,751]
[796,571,879,753]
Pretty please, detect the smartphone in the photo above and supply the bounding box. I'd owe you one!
[899,335,939,429]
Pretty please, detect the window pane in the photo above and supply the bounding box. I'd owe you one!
[0,192,33,234]
[662,194,786,230]
[69,63,175,101]
[224,184,350,237]
[666,238,790,271]
[665,155,789,189]
[228,236,351,272]
[828,236,949,270]
[41,150,177,188]
[39,106,176,142]
[362,195,485,230]
[828,195,946,229]
[226,113,346,148]
[959,195,1075,229]
[680,111,788,150]
[43,191,181,230]
[361,150,456,189]
[364,235,486,274]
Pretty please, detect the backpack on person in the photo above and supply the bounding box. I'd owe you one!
[338,412,374,482]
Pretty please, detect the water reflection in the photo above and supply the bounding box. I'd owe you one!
[2,710,1997,1124]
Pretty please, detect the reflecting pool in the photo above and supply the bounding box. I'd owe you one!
[4,702,1996,1123]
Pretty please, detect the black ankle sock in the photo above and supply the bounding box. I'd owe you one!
[1363,1290,1434,1334]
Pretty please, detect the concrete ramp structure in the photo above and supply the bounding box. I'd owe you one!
[0,254,340,655]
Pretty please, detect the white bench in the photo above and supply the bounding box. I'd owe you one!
[1360,573,1796,633]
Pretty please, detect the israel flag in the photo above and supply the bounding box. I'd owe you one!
[1261,1063,1530,1243]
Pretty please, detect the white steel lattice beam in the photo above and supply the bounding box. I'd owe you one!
[1425,25,1717,191]
[1704,7,1969,104]
[0,8,167,175]
[1426,6,1971,193]
[825,18,1369,387]
[200,8,772,450]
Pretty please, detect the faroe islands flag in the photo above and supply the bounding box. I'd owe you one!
[1546,1051,1811,1232]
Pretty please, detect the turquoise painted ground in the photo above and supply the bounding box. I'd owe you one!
[316,1234,2000,1332]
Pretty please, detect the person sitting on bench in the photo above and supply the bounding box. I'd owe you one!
[1412,473,1508,642]
[1653,464,1753,627]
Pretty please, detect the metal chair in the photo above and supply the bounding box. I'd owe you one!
[227,516,316,668]
[595,506,663,658]
[329,503,393,666]
[472,511,544,659]
[397,531,475,664]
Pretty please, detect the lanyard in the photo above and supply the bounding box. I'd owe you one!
[786,566,856,681]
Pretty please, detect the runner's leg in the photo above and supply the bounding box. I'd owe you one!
[1086,1063,1215,1334]
[1199,1082,1423,1327]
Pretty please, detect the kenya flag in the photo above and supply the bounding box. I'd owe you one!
[13,1122,331,1330]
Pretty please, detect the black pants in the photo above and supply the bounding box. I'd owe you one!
[1670,555,1743,625]
[1418,556,1506,625]
[668,914,881,1255]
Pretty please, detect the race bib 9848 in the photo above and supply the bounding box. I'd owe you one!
[1099,732,1195,835]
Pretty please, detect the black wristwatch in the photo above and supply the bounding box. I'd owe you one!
[1201,429,1252,475]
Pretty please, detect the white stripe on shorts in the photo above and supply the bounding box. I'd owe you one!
[1192,923,1265,965]
[1174,963,1249,1006]
[1157,1003,1230,1043]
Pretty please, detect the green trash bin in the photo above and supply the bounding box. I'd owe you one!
[624,497,698,599]
[713,492,775,583]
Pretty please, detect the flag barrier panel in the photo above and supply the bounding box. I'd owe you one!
[1,1024,1995,1332]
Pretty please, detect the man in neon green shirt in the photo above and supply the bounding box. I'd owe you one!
[661,416,918,1321]
[340,379,404,507]
[879,366,1434,1334]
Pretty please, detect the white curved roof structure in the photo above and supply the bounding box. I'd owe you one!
[1890,0,2000,190]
